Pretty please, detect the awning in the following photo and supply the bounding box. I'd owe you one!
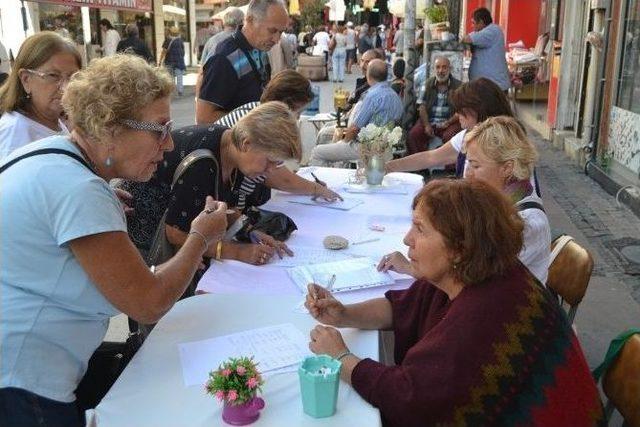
[212,4,249,20]
[27,0,152,12]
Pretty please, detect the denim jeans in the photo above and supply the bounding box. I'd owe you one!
[166,65,184,95]
[332,49,346,82]
[0,387,83,427]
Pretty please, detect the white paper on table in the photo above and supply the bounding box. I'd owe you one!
[178,323,312,387]
[287,257,395,293]
[342,182,409,195]
[286,196,364,211]
[267,245,360,267]
[366,214,412,234]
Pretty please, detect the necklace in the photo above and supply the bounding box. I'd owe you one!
[229,168,238,191]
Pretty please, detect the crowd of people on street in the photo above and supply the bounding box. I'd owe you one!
[0,1,607,426]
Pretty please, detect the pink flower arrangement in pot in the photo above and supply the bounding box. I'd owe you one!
[205,356,265,426]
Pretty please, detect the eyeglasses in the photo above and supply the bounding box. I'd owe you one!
[25,69,76,87]
[120,119,174,142]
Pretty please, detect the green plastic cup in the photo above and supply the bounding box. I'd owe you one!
[298,355,342,418]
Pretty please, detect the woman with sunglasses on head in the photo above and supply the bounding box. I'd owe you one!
[0,55,228,426]
[124,100,340,268]
[0,32,81,160]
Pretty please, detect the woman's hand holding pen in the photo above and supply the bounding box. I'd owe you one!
[311,172,343,202]
[305,282,346,327]
[250,230,293,259]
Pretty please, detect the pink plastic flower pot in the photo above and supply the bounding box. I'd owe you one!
[221,396,265,426]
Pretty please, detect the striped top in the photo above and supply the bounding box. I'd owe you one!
[214,102,265,210]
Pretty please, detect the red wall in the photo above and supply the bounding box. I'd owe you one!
[466,0,541,49]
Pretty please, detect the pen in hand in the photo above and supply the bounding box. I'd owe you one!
[310,172,327,187]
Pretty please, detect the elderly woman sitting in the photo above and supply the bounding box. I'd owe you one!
[0,55,227,426]
[306,179,602,427]
[380,116,550,283]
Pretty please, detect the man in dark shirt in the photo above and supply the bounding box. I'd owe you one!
[196,0,289,124]
[116,24,153,63]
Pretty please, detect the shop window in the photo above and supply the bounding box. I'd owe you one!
[36,4,84,44]
[617,0,640,114]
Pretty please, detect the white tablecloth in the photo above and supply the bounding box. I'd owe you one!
[88,294,381,427]
[197,167,424,306]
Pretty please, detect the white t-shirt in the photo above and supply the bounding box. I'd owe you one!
[312,31,330,56]
[0,111,69,160]
[516,194,551,284]
[103,28,121,56]
[346,28,356,49]
[0,136,127,402]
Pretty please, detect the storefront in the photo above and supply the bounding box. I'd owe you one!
[600,0,640,181]
[25,0,154,63]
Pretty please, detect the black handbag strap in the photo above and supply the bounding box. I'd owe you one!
[0,148,93,174]
[231,33,266,87]
[516,200,546,213]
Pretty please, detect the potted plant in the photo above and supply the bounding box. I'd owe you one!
[424,4,449,39]
[205,356,265,426]
[357,123,403,185]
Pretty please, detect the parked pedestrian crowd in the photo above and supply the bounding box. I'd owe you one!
[0,3,608,427]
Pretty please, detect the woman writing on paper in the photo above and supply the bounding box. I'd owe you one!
[379,116,550,284]
[305,179,602,427]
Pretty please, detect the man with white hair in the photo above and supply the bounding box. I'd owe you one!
[197,0,289,124]
[406,56,461,156]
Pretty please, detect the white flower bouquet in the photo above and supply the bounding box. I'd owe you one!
[356,122,403,185]
[357,123,403,157]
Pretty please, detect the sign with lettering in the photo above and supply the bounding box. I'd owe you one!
[30,0,152,12]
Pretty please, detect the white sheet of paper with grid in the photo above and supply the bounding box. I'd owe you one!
[178,323,311,387]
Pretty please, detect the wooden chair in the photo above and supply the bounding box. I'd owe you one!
[545,235,594,323]
[603,334,640,426]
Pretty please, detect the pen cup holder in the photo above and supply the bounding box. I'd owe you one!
[298,355,341,418]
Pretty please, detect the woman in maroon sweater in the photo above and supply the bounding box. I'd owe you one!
[305,179,603,427]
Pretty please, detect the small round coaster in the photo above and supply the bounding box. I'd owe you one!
[323,235,349,250]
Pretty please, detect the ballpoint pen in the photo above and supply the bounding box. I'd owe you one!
[310,172,326,187]
[249,231,282,259]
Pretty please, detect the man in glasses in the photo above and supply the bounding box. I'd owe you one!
[196,0,289,124]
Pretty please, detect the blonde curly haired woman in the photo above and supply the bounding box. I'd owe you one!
[0,55,227,426]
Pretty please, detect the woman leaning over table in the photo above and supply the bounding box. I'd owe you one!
[306,179,603,427]
[0,55,227,426]
[0,32,81,159]
[381,116,550,283]
[124,101,341,267]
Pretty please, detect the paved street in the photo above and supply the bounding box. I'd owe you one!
[110,69,640,376]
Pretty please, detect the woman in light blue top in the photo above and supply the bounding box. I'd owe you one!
[0,55,228,426]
